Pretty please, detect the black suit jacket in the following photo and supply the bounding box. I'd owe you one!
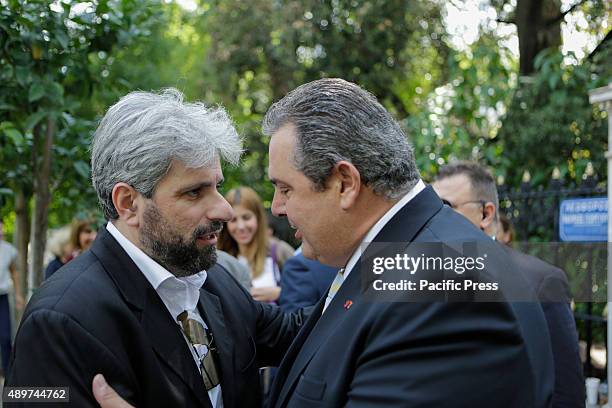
[7,226,305,407]
[269,186,554,408]
[502,245,584,408]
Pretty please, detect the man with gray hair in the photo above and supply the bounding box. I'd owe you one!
[92,80,555,408]
[262,78,553,407]
[6,89,304,407]
[432,161,584,408]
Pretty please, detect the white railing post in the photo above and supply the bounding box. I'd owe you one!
[589,83,612,386]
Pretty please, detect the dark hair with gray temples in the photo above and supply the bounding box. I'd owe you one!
[435,161,499,211]
[91,88,242,220]
[262,78,420,199]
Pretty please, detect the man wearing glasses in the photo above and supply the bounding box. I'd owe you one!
[432,161,584,408]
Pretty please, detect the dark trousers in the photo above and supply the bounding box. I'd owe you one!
[0,294,12,374]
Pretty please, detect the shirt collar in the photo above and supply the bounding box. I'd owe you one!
[106,222,207,318]
[343,179,426,278]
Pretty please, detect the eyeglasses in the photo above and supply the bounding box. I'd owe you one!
[442,199,486,210]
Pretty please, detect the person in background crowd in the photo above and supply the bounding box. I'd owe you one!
[70,218,97,257]
[218,186,293,303]
[432,161,584,408]
[215,249,252,290]
[279,242,337,313]
[44,226,73,280]
[497,213,515,245]
[0,220,24,375]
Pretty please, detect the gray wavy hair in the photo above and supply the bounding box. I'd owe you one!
[91,88,243,220]
[262,78,420,199]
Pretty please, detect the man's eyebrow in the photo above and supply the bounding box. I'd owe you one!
[178,181,217,192]
[269,178,290,187]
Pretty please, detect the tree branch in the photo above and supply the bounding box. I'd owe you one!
[496,18,515,25]
[545,0,587,27]
[587,29,611,61]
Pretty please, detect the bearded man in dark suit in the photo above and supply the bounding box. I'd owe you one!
[6,89,305,408]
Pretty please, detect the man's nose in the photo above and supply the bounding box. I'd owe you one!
[271,190,286,217]
[208,194,234,222]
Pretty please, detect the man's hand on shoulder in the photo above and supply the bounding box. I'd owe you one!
[93,375,134,408]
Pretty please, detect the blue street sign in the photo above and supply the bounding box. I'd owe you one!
[559,197,608,242]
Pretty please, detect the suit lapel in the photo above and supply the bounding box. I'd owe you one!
[197,287,235,408]
[272,185,444,407]
[91,227,212,408]
[269,297,325,407]
[274,271,361,408]
[141,289,212,408]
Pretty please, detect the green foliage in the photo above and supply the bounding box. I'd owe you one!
[196,0,450,202]
[495,48,609,188]
[1,0,609,217]
[0,0,160,225]
[86,2,206,113]
[406,31,517,180]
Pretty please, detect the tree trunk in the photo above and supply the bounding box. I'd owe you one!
[29,117,54,290]
[515,0,562,75]
[13,188,29,302]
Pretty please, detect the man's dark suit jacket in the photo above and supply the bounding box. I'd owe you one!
[269,186,554,408]
[502,245,584,408]
[6,227,305,407]
[279,253,337,313]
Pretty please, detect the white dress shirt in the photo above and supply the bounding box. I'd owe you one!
[106,222,223,407]
[322,180,426,313]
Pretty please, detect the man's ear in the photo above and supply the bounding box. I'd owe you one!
[332,161,361,210]
[112,183,141,227]
[479,202,497,232]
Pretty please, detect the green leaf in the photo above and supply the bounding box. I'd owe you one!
[548,75,559,90]
[28,82,45,102]
[15,66,31,87]
[47,82,64,103]
[0,64,13,80]
[73,161,90,178]
[0,104,16,111]
[25,111,47,131]
[3,127,24,145]
[55,30,70,50]
[0,121,15,131]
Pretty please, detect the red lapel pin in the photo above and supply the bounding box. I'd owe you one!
[344,300,353,310]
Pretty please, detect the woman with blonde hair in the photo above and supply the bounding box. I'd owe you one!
[44,226,73,280]
[218,186,293,302]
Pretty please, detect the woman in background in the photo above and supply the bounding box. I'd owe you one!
[70,218,97,258]
[44,226,73,280]
[218,187,293,303]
